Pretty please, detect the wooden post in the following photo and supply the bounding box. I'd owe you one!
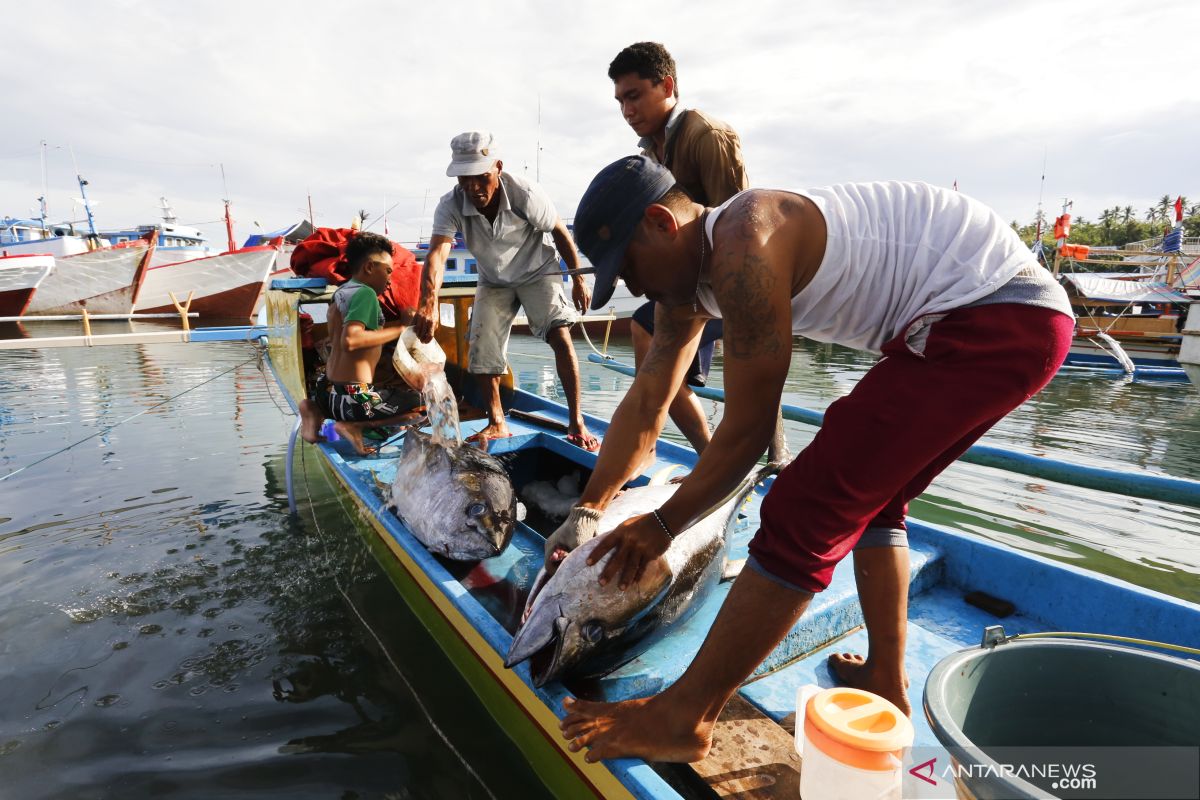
[601,308,615,356]
[169,291,195,340]
[81,307,92,346]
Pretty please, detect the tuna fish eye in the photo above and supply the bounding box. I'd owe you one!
[467,502,487,517]
[581,621,604,644]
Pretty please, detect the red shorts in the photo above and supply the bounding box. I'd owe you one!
[748,303,1075,593]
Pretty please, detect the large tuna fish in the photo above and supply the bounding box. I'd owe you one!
[389,429,518,560]
[505,467,771,687]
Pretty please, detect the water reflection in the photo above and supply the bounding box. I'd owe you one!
[0,340,550,800]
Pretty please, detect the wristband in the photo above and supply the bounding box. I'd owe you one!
[651,509,676,540]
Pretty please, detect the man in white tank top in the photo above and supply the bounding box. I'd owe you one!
[550,156,1074,764]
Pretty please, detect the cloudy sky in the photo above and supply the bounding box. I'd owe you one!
[2,0,1195,250]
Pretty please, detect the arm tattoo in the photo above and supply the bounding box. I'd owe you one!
[642,311,698,377]
[715,250,785,360]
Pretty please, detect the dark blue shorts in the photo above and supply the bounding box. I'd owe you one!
[631,301,723,387]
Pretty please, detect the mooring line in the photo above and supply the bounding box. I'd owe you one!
[0,352,261,484]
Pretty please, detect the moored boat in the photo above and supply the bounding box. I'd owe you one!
[0,253,55,316]
[24,236,156,316]
[1181,291,1200,390]
[136,246,278,319]
[1,216,93,258]
[99,198,212,266]
[262,277,1200,798]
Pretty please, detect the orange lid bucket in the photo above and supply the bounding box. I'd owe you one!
[803,687,914,771]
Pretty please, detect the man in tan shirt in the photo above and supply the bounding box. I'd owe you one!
[609,42,750,457]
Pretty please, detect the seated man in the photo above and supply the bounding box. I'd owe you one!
[299,232,421,455]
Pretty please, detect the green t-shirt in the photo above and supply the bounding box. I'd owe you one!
[332,279,381,330]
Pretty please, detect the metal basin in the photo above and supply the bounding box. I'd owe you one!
[924,636,1200,798]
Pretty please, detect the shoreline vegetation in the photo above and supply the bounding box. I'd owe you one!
[1014,194,1199,256]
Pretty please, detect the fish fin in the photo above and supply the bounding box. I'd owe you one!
[721,558,746,582]
[648,464,681,486]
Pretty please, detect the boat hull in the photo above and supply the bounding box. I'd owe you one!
[26,242,153,315]
[1066,336,1181,368]
[1181,300,1200,391]
[0,235,90,258]
[0,254,54,316]
[137,247,277,318]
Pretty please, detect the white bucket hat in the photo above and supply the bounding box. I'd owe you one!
[446,131,499,177]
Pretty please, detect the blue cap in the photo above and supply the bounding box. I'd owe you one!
[573,156,676,310]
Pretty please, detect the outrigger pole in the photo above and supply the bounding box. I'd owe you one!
[586,353,1200,508]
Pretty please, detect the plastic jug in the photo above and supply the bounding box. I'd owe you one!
[796,686,913,800]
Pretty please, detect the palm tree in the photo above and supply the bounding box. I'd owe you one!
[1099,208,1116,244]
[1157,195,1173,223]
[1121,205,1134,224]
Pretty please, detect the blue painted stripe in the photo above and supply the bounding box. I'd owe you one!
[586,353,1200,508]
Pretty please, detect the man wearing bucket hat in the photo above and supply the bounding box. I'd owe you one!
[413,131,598,449]
[555,156,1074,763]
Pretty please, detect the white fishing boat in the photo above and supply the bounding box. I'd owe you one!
[24,237,156,316]
[1,217,93,258]
[99,198,211,266]
[135,246,278,319]
[0,253,55,316]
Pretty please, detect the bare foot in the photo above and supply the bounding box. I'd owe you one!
[334,422,369,455]
[828,652,912,717]
[559,695,712,764]
[299,399,326,444]
[470,421,511,440]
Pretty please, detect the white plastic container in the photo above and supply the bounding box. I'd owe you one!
[795,685,913,800]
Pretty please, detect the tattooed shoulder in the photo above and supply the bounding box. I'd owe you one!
[712,241,786,360]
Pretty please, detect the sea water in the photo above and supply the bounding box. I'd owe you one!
[1,323,1198,798]
[0,329,551,800]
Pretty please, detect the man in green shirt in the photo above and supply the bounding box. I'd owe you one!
[299,232,418,454]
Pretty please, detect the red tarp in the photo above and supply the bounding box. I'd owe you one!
[290,227,420,319]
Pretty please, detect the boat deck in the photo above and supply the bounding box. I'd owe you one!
[269,281,1199,799]
[305,391,1198,797]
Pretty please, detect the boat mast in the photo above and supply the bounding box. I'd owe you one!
[69,145,97,237]
[37,140,49,235]
[220,163,236,252]
[1033,148,1047,266]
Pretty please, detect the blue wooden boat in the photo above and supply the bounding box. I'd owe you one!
[263,279,1200,798]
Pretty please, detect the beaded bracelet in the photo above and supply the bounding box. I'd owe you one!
[651,509,676,540]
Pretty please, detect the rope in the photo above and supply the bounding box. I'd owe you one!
[295,440,498,799]
[1010,630,1200,657]
[0,352,261,484]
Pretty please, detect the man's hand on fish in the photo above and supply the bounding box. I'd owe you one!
[543,505,603,566]
[570,277,592,314]
[587,513,671,590]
